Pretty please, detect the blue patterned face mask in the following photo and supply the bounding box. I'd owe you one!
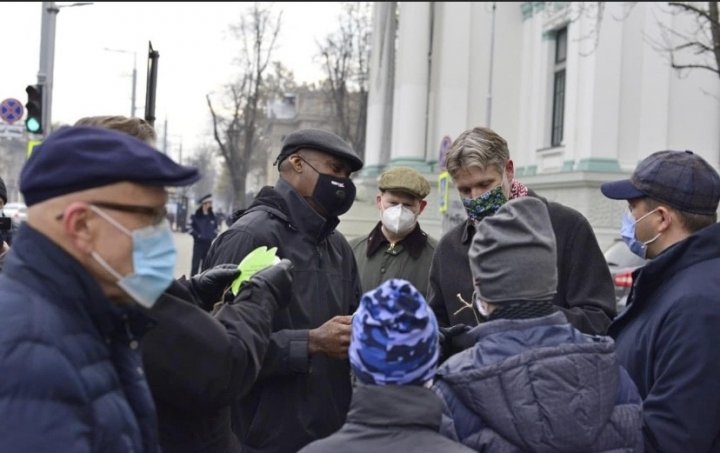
[90,205,176,308]
[462,185,508,223]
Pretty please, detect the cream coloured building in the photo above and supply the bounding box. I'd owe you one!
[339,1,720,250]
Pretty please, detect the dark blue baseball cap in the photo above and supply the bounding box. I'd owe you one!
[20,126,200,206]
[601,150,720,215]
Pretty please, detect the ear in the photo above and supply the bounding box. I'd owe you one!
[62,202,96,255]
[505,160,515,181]
[287,154,303,173]
[375,193,384,211]
[417,199,428,215]
[655,206,673,233]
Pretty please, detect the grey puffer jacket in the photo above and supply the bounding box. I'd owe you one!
[434,312,643,452]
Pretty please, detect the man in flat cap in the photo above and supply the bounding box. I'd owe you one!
[189,193,218,275]
[203,128,364,452]
[350,166,436,299]
[0,126,199,451]
[601,150,720,452]
[73,114,296,453]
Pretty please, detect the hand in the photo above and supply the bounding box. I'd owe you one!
[438,324,472,363]
[309,315,353,359]
[189,264,239,308]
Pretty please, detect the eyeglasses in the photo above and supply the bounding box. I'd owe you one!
[91,201,168,225]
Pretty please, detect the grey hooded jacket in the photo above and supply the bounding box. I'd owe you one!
[434,312,643,452]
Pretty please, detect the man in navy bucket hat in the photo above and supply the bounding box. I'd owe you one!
[601,150,720,452]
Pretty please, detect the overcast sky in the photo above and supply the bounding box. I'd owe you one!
[0,2,344,158]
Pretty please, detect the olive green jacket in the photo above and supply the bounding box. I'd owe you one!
[350,222,437,299]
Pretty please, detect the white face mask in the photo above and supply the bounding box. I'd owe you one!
[381,202,417,235]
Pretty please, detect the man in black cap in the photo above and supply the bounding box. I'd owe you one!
[203,128,364,452]
[601,150,720,453]
[189,193,218,275]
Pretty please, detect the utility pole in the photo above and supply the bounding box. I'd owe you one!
[37,2,92,136]
[145,41,160,127]
[38,2,58,136]
[486,2,496,128]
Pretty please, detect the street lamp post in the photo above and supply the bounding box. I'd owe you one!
[37,1,93,136]
[104,48,138,117]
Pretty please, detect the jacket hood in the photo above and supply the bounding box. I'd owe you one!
[438,315,620,452]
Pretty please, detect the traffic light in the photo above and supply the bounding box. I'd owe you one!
[25,84,43,134]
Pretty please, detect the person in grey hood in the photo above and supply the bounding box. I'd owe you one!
[433,197,643,452]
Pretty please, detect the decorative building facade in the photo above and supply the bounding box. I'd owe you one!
[339,1,720,249]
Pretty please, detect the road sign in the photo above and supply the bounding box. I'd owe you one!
[0,98,25,125]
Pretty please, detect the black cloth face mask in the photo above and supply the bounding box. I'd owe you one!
[299,157,356,218]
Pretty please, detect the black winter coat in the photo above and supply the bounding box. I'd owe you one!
[203,178,362,453]
[141,263,292,453]
[428,191,616,335]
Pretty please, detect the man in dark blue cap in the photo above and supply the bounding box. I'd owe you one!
[0,125,291,453]
[601,150,720,453]
[203,128,364,452]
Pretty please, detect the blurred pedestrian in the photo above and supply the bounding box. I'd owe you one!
[601,150,720,452]
[350,167,436,298]
[0,175,11,271]
[190,193,218,275]
[434,197,643,452]
[203,128,364,452]
[74,114,297,452]
[0,126,198,451]
[299,278,474,453]
[429,127,615,339]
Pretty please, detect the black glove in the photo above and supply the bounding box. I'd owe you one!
[438,324,472,363]
[229,259,294,309]
[188,264,239,310]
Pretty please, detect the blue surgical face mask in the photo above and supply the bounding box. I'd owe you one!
[620,208,660,259]
[90,205,176,308]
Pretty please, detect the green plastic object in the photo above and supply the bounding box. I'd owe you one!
[230,246,280,296]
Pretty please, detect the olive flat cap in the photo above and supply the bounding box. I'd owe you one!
[378,167,431,199]
[275,128,363,172]
[20,126,200,206]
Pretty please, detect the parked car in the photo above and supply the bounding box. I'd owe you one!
[3,202,28,225]
[604,239,646,313]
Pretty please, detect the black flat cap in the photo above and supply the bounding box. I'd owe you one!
[20,126,200,206]
[275,128,363,172]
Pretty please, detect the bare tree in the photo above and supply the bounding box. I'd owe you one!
[207,3,282,211]
[317,2,371,161]
[657,2,720,78]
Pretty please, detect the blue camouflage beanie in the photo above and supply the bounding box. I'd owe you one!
[350,278,439,385]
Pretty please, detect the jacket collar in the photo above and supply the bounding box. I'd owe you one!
[274,177,339,241]
[366,222,428,259]
[612,222,720,329]
[4,224,154,342]
[346,384,443,429]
